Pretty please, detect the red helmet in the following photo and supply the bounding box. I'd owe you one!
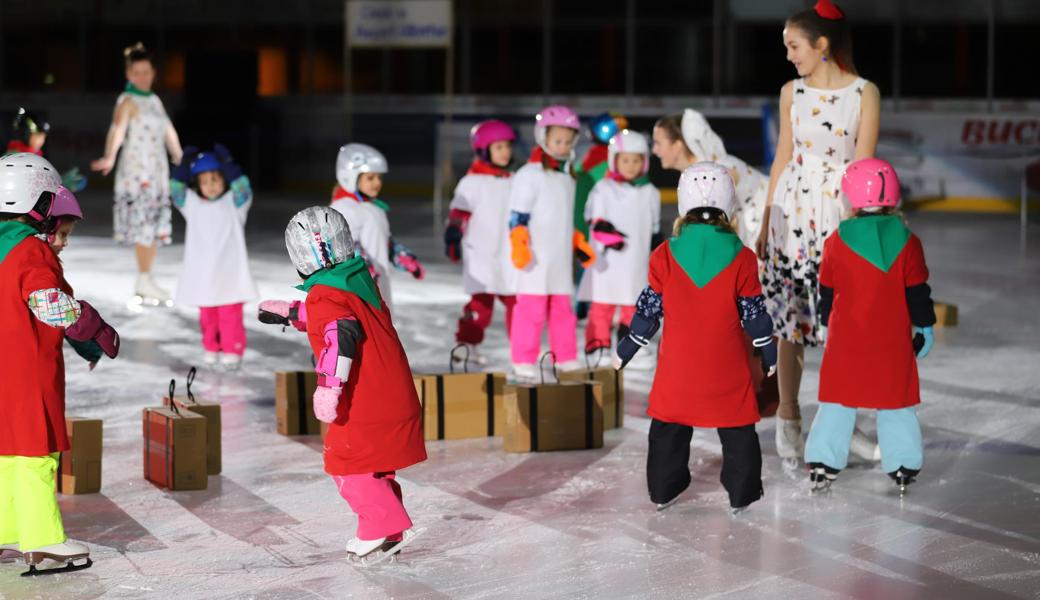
[842,158,901,209]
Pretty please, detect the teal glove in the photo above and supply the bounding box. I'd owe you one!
[61,167,87,193]
[912,326,933,359]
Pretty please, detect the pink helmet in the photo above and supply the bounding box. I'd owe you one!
[470,120,516,162]
[534,105,580,158]
[842,158,901,209]
[50,185,83,220]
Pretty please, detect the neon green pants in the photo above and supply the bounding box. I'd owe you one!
[0,454,66,551]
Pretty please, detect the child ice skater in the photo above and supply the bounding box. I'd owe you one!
[170,145,257,370]
[445,120,518,364]
[258,206,426,563]
[7,107,87,193]
[577,129,661,361]
[804,158,936,495]
[615,162,777,513]
[508,105,595,381]
[0,153,120,574]
[331,143,424,310]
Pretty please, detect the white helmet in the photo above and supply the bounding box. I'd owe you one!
[678,162,737,219]
[680,109,728,163]
[607,129,650,177]
[0,152,61,223]
[335,143,388,194]
[285,206,355,277]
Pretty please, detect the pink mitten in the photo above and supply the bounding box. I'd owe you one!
[397,254,425,280]
[259,299,307,331]
[593,229,627,248]
[313,385,342,423]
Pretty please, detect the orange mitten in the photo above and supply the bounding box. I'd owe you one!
[510,226,533,269]
[573,231,595,268]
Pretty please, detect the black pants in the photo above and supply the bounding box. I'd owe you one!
[647,419,763,508]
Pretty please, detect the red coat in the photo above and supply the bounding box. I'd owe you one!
[819,232,929,409]
[305,284,427,475]
[647,242,762,428]
[0,236,72,456]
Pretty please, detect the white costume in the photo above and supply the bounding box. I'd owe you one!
[449,173,517,296]
[508,162,576,295]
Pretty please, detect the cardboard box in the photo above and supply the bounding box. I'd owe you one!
[934,301,958,327]
[57,417,102,494]
[164,367,221,475]
[502,381,604,453]
[275,371,321,435]
[559,367,624,429]
[415,372,508,440]
[143,387,208,491]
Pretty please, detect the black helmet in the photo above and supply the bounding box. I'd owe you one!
[12,107,50,144]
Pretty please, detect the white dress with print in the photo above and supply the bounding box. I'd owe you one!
[113,92,173,246]
[763,77,866,345]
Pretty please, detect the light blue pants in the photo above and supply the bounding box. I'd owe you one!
[805,404,923,474]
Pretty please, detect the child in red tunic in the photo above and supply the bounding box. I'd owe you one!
[615,163,777,513]
[0,154,119,574]
[258,206,427,563]
[805,158,936,494]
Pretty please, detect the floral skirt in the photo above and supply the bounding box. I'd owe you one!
[113,182,171,247]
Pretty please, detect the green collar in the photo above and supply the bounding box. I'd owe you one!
[0,221,38,264]
[295,255,382,310]
[124,82,153,97]
[838,214,910,273]
[668,223,744,288]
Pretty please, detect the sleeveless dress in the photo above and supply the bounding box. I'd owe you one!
[762,77,867,346]
[113,91,173,247]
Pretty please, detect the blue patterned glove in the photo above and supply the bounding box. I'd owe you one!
[171,145,198,183]
[214,143,243,183]
[913,326,933,359]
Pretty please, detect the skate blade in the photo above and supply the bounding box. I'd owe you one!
[21,556,92,577]
[655,497,680,512]
[353,528,426,567]
[127,296,172,312]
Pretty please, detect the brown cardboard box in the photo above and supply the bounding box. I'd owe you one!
[58,417,102,494]
[934,301,958,327]
[502,381,604,453]
[416,372,508,440]
[164,367,221,474]
[275,371,320,435]
[559,367,624,429]
[143,381,207,490]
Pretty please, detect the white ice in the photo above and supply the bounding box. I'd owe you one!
[1,198,1038,599]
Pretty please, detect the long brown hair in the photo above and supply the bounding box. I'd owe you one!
[654,114,683,143]
[786,6,857,75]
[672,207,735,237]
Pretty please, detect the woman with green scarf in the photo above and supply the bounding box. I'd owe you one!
[91,42,184,305]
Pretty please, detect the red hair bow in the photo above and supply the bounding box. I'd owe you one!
[814,0,844,20]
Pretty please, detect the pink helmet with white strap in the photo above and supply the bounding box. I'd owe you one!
[842,157,901,209]
[534,105,580,159]
[470,120,516,162]
[50,185,83,221]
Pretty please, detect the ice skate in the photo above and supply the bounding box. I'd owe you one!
[556,359,583,372]
[20,541,92,577]
[130,273,173,309]
[348,527,425,567]
[730,505,751,516]
[0,543,22,563]
[849,427,880,462]
[655,496,681,512]
[203,351,220,366]
[888,467,919,498]
[220,353,242,371]
[776,417,804,467]
[510,363,539,384]
[808,462,839,493]
[452,343,488,368]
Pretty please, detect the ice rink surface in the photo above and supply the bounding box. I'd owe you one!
[2,196,1038,599]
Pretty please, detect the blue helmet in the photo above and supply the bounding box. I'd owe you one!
[190,152,222,176]
[589,112,629,145]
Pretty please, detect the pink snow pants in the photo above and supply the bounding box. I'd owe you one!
[333,472,412,541]
[585,303,636,352]
[456,293,516,345]
[199,303,246,356]
[509,294,577,364]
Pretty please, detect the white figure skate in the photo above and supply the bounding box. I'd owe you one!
[20,540,92,576]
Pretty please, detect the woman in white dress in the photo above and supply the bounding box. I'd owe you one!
[91,43,184,303]
[755,0,881,461]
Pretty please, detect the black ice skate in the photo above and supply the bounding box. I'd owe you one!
[20,541,93,577]
[888,467,919,498]
[808,462,840,492]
